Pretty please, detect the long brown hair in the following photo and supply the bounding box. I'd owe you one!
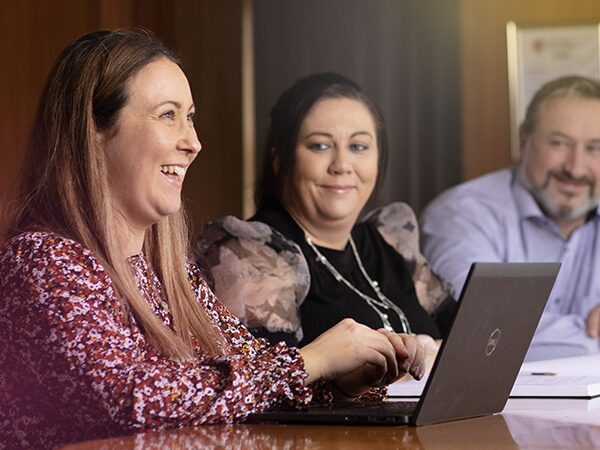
[5,29,222,359]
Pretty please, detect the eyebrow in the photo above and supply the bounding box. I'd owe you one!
[156,100,195,111]
[303,131,373,139]
[548,131,600,144]
[549,132,571,138]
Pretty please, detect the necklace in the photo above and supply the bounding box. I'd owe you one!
[305,235,412,334]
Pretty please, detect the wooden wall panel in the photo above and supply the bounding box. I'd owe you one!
[1,1,103,204]
[0,1,244,241]
[172,1,244,237]
[460,0,600,180]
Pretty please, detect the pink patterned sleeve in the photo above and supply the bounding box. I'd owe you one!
[187,263,336,406]
[0,232,314,443]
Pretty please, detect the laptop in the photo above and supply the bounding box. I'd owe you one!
[245,262,560,426]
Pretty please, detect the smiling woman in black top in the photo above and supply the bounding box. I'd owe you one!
[197,73,455,350]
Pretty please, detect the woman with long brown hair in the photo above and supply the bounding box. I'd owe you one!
[0,30,424,449]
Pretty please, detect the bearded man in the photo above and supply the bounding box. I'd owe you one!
[421,76,600,361]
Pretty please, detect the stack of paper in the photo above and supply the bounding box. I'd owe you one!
[504,396,600,411]
[388,354,600,399]
[520,353,600,376]
[510,374,600,398]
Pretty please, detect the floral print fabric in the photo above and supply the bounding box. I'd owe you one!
[0,232,314,449]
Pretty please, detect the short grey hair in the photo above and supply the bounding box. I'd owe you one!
[522,75,600,136]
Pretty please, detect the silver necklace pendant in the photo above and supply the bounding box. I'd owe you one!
[305,234,412,335]
[381,313,394,332]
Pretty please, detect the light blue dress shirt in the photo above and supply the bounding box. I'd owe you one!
[421,168,600,361]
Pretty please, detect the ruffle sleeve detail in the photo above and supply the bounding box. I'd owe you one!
[364,202,450,313]
[196,216,310,343]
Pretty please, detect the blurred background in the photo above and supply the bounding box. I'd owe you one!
[2,0,600,242]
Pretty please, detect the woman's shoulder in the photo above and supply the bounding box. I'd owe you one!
[197,215,281,250]
[362,203,452,314]
[195,215,310,342]
[2,230,97,262]
[196,215,306,272]
[1,231,106,284]
[360,202,420,259]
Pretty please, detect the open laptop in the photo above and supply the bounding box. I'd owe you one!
[245,262,560,426]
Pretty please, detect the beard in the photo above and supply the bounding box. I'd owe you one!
[519,168,599,221]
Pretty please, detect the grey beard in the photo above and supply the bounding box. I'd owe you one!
[518,168,598,221]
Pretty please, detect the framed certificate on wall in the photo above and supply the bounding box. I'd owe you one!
[506,21,600,161]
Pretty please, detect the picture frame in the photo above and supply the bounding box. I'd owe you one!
[506,21,600,161]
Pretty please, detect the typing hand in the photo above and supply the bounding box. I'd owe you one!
[376,330,426,383]
[328,331,425,401]
[395,334,439,383]
[299,319,402,386]
[415,334,440,375]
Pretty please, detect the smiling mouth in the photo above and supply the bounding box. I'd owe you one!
[550,171,592,187]
[160,165,185,179]
[323,185,354,194]
[551,177,593,197]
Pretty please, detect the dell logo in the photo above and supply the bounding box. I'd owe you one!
[485,328,501,356]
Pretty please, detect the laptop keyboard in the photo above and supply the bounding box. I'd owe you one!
[339,400,418,414]
[244,400,419,425]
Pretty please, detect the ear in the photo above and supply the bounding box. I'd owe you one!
[92,129,105,157]
[95,129,105,147]
[518,125,528,160]
[94,125,110,148]
[94,123,120,155]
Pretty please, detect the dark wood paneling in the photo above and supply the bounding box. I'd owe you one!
[1,1,102,203]
[172,1,244,238]
[0,1,243,241]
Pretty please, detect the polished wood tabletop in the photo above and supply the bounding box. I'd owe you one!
[62,401,600,450]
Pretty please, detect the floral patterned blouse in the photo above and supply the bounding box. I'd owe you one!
[0,231,321,449]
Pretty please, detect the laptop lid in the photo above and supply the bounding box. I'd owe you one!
[413,262,559,425]
[246,262,560,426]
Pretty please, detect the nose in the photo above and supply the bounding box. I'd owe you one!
[328,148,352,174]
[563,145,587,178]
[178,121,202,157]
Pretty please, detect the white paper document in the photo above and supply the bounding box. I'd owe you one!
[387,354,600,399]
[387,377,427,397]
[520,354,600,376]
[510,374,600,398]
[505,396,600,411]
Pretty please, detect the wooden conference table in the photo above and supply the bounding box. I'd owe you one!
[62,399,600,449]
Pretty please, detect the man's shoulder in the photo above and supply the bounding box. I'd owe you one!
[431,168,515,206]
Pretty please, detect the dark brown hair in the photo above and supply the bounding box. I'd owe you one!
[255,72,389,211]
